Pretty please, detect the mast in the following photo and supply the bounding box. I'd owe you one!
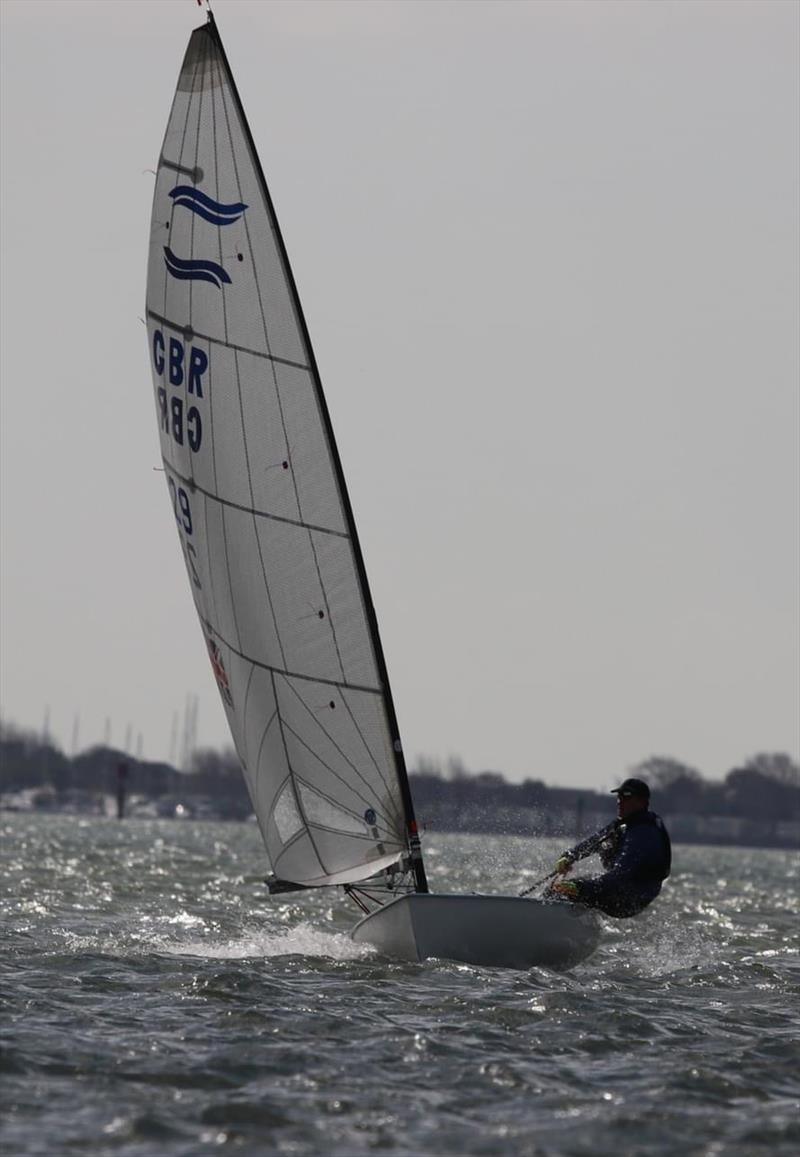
[205,12,427,892]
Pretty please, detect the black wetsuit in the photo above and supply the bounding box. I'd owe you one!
[560,810,672,918]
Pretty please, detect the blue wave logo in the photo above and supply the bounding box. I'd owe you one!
[169,185,248,227]
[163,247,232,289]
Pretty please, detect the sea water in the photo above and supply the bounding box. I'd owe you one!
[1,814,798,1156]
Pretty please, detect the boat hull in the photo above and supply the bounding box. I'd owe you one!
[351,892,601,970]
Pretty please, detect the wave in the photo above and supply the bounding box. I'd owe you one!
[164,922,376,962]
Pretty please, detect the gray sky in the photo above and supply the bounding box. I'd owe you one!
[1,0,798,789]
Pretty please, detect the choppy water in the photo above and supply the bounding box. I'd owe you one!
[1,815,798,1156]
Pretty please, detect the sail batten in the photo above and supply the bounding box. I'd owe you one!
[146,15,424,889]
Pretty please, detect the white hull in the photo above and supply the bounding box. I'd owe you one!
[351,893,602,970]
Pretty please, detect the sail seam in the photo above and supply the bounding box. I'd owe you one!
[272,823,306,857]
[147,19,426,893]
[284,675,402,833]
[208,45,289,670]
[205,48,245,656]
[280,676,402,832]
[204,17,426,889]
[201,618,382,696]
[161,455,350,540]
[291,772,398,842]
[252,705,278,825]
[240,663,257,758]
[217,69,350,688]
[339,687,405,830]
[187,37,204,392]
[235,346,290,667]
[283,729,399,841]
[202,483,220,641]
[239,665,268,842]
[304,825,401,846]
[146,310,310,372]
[270,669,330,877]
[162,42,202,322]
[219,505,244,651]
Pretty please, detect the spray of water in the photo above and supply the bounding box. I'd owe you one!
[165,922,376,962]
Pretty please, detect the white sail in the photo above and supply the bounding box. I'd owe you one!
[145,19,411,887]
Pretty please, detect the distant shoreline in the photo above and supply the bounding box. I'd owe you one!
[2,794,797,852]
[2,728,798,853]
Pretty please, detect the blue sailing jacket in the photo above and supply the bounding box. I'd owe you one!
[566,810,672,918]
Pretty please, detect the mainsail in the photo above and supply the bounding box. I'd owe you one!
[145,14,426,891]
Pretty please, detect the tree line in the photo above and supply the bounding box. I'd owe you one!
[411,751,799,822]
[1,719,798,845]
[408,752,800,845]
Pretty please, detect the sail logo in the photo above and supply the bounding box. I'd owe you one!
[169,185,248,226]
[163,248,232,290]
[163,185,248,289]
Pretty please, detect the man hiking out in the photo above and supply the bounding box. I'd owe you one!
[548,777,671,918]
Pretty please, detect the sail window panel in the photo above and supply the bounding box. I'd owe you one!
[281,724,375,829]
[272,780,304,844]
[252,519,351,684]
[296,781,367,837]
[251,727,305,869]
[274,364,348,535]
[222,508,285,671]
[311,531,378,689]
[276,675,405,843]
[203,500,240,649]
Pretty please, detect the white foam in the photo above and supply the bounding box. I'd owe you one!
[165,921,376,962]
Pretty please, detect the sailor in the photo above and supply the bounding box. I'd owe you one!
[548,777,671,917]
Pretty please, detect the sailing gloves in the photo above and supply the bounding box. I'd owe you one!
[551,880,581,900]
[555,854,575,875]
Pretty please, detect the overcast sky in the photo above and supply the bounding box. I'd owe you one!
[1,0,797,789]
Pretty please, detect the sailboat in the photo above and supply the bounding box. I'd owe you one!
[145,10,601,970]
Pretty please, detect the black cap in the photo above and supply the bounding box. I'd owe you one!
[610,777,650,799]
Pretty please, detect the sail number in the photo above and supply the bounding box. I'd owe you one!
[168,477,193,534]
[153,329,206,453]
[167,475,201,589]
